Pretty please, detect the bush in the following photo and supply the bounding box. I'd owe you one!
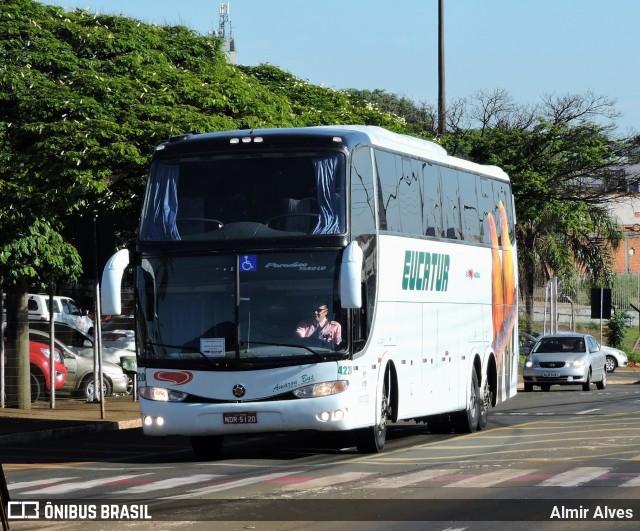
[606,310,631,349]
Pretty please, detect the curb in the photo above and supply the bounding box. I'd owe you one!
[0,418,142,447]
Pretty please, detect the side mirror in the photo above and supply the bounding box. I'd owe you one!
[339,241,363,308]
[101,249,130,316]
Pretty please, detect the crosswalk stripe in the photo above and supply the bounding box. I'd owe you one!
[368,469,457,488]
[22,474,150,495]
[619,475,640,487]
[9,478,79,490]
[538,467,610,487]
[115,474,223,494]
[445,469,537,488]
[282,471,375,490]
[168,471,303,498]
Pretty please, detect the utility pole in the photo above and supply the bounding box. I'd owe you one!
[437,0,446,135]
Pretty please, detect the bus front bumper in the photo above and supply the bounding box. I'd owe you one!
[138,395,365,436]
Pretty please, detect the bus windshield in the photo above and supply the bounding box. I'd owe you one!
[136,252,346,368]
[140,152,346,241]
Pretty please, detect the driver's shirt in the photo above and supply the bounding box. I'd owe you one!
[295,318,342,345]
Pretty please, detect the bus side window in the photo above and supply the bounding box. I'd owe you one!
[440,166,461,239]
[458,170,481,242]
[350,147,376,237]
[375,150,401,232]
[478,177,494,245]
[422,162,442,238]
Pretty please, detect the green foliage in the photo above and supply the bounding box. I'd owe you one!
[238,66,407,129]
[606,310,631,349]
[0,0,405,290]
[0,217,82,290]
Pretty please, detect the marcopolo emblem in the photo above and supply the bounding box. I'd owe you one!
[232,384,246,398]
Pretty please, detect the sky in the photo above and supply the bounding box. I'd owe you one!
[40,0,640,135]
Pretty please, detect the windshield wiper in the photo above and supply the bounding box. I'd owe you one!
[145,340,219,367]
[238,339,329,362]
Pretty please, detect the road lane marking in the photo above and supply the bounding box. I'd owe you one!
[538,467,609,487]
[577,409,601,415]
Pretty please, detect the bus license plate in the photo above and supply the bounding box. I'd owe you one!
[223,412,257,424]
[542,371,559,378]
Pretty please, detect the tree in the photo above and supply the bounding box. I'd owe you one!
[0,217,82,407]
[0,1,409,404]
[344,88,437,136]
[441,90,633,331]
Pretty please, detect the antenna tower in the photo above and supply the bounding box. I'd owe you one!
[216,2,236,64]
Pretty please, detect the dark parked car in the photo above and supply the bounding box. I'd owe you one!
[519,332,537,356]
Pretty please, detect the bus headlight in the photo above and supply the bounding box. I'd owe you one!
[138,386,188,402]
[292,380,348,398]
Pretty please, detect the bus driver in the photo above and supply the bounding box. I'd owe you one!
[295,304,342,345]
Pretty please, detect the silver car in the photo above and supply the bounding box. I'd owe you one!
[29,330,131,399]
[523,333,606,392]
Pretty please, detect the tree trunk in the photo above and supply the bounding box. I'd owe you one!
[5,282,31,408]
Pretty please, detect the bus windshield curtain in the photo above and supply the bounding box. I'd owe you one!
[312,156,343,234]
[145,163,181,240]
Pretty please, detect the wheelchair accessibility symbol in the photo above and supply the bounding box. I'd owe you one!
[240,254,257,272]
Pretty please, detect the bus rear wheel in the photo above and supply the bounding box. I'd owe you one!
[452,371,481,434]
[191,435,224,459]
[355,372,391,453]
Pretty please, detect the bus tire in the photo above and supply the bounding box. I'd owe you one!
[452,371,481,434]
[477,376,489,430]
[355,371,391,453]
[191,435,224,459]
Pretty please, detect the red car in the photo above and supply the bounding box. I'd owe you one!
[29,340,68,402]
[3,340,68,402]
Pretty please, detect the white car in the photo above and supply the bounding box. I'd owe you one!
[29,322,136,373]
[27,294,93,334]
[601,345,628,373]
[101,316,135,352]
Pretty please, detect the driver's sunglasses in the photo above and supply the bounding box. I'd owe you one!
[314,307,328,314]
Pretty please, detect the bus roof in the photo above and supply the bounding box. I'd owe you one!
[156,125,510,182]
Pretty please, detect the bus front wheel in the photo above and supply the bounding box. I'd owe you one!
[191,435,224,459]
[355,372,391,453]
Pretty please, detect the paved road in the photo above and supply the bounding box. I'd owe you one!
[4,381,640,530]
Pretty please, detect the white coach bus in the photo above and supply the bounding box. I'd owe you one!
[102,125,518,457]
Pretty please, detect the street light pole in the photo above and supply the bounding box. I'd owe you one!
[438,0,446,135]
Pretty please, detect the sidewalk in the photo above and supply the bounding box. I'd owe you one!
[0,396,142,447]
